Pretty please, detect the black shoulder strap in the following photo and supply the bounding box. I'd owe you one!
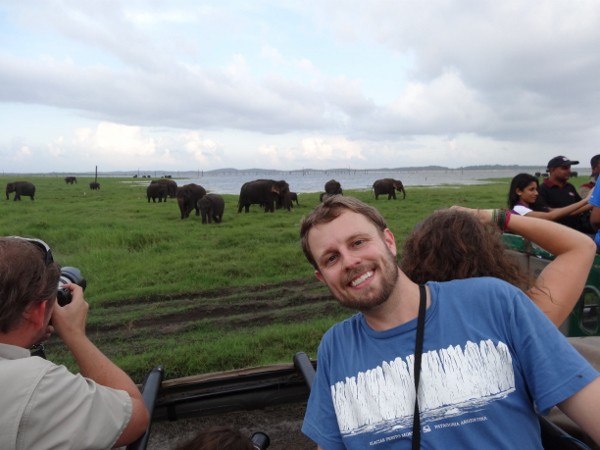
[412,284,427,450]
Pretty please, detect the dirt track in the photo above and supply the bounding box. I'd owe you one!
[93,278,340,449]
[91,278,340,337]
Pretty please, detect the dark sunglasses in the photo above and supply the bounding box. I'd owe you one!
[9,236,54,265]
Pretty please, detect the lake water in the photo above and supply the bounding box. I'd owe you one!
[175,167,546,195]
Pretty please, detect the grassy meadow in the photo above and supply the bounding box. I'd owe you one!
[1,173,583,380]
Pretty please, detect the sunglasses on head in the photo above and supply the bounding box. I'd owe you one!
[9,236,54,266]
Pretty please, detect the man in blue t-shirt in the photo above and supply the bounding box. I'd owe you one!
[299,196,600,449]
[589,180,600,249]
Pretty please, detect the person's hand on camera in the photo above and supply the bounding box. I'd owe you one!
[51,283,89,344]
[40,324,54,342]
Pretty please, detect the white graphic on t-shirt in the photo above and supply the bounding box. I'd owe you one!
[331,339,514,436]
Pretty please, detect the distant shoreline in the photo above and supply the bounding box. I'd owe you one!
[2,165,553,177]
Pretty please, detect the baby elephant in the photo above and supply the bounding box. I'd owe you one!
[197,193,224,224]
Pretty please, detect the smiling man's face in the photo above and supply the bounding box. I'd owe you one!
[308,210,399,312]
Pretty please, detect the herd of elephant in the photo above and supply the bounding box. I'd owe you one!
[4,177,406,223]
[4,178,100,202]
[146,177,405,223]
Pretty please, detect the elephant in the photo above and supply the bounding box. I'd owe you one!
[89,182,101,190]
[289,192,299,206]
[373,178,406,200]
[197,193,225,224]
[276,189,295,210]
[6,181,35,201]
[64,176,77,184]
[146,183,168,203]
[238,179,291,213]
[324,179,343,196]
[151,179,177,198]
[177,183,207,219]
[319,179,343,202]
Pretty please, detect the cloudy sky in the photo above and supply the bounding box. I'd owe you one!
[1,1,600,173]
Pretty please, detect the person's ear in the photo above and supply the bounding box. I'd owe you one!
[22,301,48,328]
[516,188,523,197]
[383,228,397,257]
[315,270,325,283]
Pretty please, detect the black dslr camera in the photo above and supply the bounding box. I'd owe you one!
[56,266,87,306]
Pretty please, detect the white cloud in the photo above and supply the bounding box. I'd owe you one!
[182,132,222,164]
[260,45,285,66]
[370,69,494,135]
[48,136,66,158]
[17,145,32,159]
[75,122,156,157]
[2,1,600,172]
[300,136,365,161]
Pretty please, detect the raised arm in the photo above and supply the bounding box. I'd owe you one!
[522,194,591,221]
[51,284,150,447]
[453,207,596,326]
[506,213,595,326]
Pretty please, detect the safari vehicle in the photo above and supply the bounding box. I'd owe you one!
[502,233,600,337]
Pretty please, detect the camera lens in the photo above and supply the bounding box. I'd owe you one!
[57,267,86,306]
[250,432,270,449]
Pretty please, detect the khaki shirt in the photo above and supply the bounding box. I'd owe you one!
[0,343,132,450]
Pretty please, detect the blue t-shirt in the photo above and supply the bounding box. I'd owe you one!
[589,182,600,247]
[302,278,598,450]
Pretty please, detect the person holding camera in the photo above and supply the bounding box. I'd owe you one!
[0,237,149,449]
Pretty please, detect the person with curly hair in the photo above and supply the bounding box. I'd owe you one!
[400,206,594,326]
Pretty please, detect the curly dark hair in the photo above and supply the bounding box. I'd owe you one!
[400,209,528,290]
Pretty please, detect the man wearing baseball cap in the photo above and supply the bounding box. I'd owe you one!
[538,155,594,234]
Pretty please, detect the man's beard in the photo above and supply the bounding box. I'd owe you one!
[333,247,399,312]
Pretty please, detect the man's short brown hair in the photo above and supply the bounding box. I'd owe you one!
[299,196,387,269]
[0,238,60,333]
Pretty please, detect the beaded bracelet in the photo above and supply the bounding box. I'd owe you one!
[497,209,505,231]
[492,208,512,232]
[503,209,512,231]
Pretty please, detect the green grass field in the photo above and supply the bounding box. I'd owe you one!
[1,174,585,380]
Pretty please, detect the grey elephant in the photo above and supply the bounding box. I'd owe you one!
[197,193,225,224]
[289,192,299,206]
[146,183,168,203]
[325,179,343,196]
[238,179,291,213]
[319,179,343,202]
[64,176,77,184]
[373,178,406,200]
[150,179,177,198]
[177,183,207,219]
[6,181,36,201]
[276,189,294,210]
[89,182,100,190]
